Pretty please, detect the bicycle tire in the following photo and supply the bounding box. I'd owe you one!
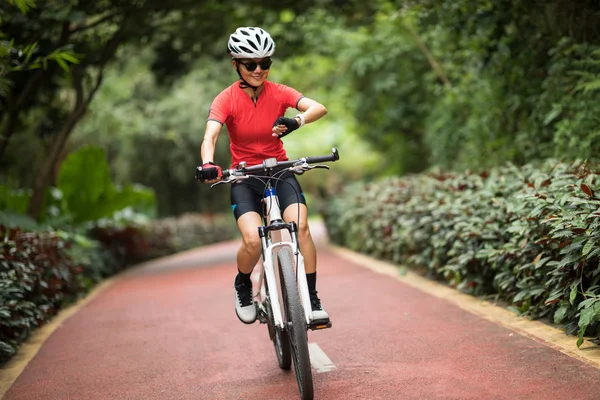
[265,280,292,369]
[278,247,313,400]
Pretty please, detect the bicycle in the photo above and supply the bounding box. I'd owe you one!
[196,148,339,400]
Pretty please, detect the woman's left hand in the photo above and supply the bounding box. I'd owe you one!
[272,117,299,138]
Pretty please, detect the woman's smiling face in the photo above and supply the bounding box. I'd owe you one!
[233,58,272,87]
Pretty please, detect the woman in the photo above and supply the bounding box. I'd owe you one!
[199,27,329,325]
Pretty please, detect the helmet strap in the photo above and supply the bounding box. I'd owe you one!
[235,64,263,100]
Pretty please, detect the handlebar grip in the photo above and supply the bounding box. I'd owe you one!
[305,148,340,164]
[196,165,229,182]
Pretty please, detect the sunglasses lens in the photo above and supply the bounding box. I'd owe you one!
[244,62,258,71]
[240,59,272,71]
[259,60,272,70]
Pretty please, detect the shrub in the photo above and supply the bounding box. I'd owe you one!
[90,213,238,263]
[323,159,600,346]
[0,227,87,362]
[151,213,238,253]
[0,212,237,365]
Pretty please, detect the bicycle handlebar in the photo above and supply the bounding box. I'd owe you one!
[222,147,339,179]
[196,148,340,183]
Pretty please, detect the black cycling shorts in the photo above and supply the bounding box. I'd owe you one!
[230,172,306,221]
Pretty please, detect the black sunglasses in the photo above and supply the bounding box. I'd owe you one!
[238,58,273,71]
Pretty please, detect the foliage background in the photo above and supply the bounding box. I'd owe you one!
[1,0,600,355]
[323,159,600,347]
[4,0,600,215]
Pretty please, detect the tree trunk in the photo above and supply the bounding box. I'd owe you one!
[27,69,104,219]
[26,22,125,220]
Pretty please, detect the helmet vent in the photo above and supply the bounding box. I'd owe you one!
[238,45,254,53]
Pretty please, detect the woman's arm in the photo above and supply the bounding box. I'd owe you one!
[295,97,327,126]
[199,120,224,183]
[201,120,223,164]
[272,97,328,137]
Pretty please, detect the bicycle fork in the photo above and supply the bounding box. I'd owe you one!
[258,227,312,327]
[256,186,313,330]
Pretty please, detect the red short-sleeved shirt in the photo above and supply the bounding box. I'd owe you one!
[208,80,304,168]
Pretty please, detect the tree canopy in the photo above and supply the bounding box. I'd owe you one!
[2,0,600,219]
[0,0,377,218]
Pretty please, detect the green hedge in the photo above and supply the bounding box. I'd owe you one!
[323,159,600,346]
[0,227,105,363]
[90,213,239,263]
[0,213,237,364]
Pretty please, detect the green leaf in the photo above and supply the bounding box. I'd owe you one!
[59,52,81,64]
[582,240,596,257]
[578,301,600,328]
[514,290,529,302]
[57,146,112,223]
[576,79,600,93]
[554,304,569,324]
[55,58,69,72]
[13,0,36,14]
[543,105,562,126]
[570,284,578,305]
[55,146,157,223]
[576,301,600,347]
[533,256,551,269]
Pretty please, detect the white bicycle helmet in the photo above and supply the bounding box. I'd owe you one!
[228,27,276,59]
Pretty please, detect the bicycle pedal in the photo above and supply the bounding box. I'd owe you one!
[256,304,268,324]
[309,319,332,331]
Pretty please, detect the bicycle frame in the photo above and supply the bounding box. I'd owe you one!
[254,182,313,328]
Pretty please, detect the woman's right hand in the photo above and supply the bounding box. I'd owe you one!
[197,162,223,183]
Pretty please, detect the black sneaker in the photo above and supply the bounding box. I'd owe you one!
[234,276,257,324]
[309,290,329,321]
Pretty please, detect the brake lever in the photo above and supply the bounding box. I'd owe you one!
[210,174,249,188]
[210,180,229,188]
[289,163,330,175]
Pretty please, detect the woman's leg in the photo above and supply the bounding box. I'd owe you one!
[283,203,329,321]
[230,180,264,324]
[236,211,263,273]
[282,203,316,273]
[231,211,262,324]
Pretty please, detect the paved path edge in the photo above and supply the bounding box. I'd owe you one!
[0,240,240,399]
[0,277,116,399]
[328,244,600,370]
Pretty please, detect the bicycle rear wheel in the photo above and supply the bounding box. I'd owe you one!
[278,247,313,400]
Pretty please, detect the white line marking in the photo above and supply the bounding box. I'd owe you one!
[309,342,337,373]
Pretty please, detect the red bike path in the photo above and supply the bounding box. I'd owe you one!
[3,224,600,400]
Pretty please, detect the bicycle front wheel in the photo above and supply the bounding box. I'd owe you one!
[278,247,313,400]
[265,280,292,369]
